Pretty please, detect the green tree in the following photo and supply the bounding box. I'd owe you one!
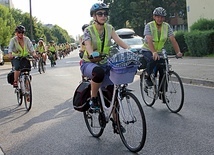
[0,4,16,47]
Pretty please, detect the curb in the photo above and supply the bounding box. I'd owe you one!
[136,71,214,88]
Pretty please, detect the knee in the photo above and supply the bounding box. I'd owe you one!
[92,66,105,83]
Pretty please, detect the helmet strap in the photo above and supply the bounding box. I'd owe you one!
[94,19,105,26]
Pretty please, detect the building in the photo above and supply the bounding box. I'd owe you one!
[186,0,214,31]
[0,0,14,8]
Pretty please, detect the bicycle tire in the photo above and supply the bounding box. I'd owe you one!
[38,58,42,74]
[41,59,45,73]
[16,88,23,106]
[23,75,32,111]
[83,95,104,138]
[140,71,156,106]
[163,71,184,113]
[116,92,146,152]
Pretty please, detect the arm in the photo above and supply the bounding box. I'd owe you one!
[111,30,129,49]
[8,38,15,59]
[169,36,182,57]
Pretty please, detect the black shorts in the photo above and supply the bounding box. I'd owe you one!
[12,57,31,71]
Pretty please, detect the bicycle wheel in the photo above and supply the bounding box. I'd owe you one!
[38,59,42,74]
[23,75,32,111]
[163,71,184,113]
[41,60,45,73]
[116,92,147,152]
[140,71,156,106]
[83,109,104,137]
[16,87,23,106]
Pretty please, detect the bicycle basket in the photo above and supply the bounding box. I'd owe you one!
[108,50,140,84]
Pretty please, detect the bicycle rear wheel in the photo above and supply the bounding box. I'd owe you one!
[16,87,23,106]
[140,71,156,106]
[38,58,42,74]
[83,94,104,138]
[23,75,32,111]
[116,92,146,152]
[163,71,184,113]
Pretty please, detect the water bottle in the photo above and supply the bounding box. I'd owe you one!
[162,48,167,59]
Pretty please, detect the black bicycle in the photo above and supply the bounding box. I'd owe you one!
[140,49,184,113]
[15,56,33,111]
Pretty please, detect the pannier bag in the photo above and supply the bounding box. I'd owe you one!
[73,81,91,112]
[7,70,14,85]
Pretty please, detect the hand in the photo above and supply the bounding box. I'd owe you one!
[8,53,13,60]
[152,52,159,61]
[176,52,183,58]
[90,51,100,58]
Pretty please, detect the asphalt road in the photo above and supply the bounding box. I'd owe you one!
[0,50,214,155]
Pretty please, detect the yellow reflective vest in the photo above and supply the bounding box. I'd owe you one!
[143,21,169,52]
[12,39,29,57]
[82,23,113,64]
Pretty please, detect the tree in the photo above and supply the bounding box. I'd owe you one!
[0,4,16,47]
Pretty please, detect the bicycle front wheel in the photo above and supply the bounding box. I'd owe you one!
[116,92,147,152]
[140,71,156,106]
[24,75,32,111]
[163,71,184,113]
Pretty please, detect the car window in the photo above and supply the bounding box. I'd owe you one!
[121,37,143,46]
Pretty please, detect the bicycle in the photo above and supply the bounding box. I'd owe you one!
[139,49,184,113]
[15,56,33,111]
[82,51,147,153]
[47,51,55,67]
[37,52,46,74]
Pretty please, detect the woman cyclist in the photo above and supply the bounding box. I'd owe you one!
[36,40,47,69]
[80,3,129,111]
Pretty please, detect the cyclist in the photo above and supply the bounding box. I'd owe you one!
[8,25,37,88]
[141,7,183,102]
[80,3,129,112]
[36,40,47,67]
[79,24,89,58]
[47,40,57,65]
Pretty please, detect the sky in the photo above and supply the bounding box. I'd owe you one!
[12,0,101,37]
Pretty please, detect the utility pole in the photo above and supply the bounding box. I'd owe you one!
[29,0,33,40]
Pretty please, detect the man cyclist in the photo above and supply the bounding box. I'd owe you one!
[141,7,182,102]
[8,25,37,87]
[47,40,57,65]
[81,3,129,111]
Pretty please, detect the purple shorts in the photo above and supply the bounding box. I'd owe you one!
[80,62,113,87]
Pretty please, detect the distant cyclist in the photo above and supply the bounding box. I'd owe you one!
[36,40,47,66]
[79,24,89,58]
[8,25,37,87]
[47,40,57,65]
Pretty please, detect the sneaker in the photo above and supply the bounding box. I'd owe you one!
[13,81,18,88]
[145,75,153,86]
[159,94,169,104]
[89,97,99,112]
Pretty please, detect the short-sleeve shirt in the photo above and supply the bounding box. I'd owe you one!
[143,22,174,44]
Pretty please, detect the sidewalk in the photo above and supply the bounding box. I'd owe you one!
[169,57,214,87]
[1,57,214,87]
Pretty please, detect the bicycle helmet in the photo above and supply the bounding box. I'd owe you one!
[90,3,109,17]
[153,7,167,17]
[49,40,54,43]
[82,24,89,32]
[15,25,26,32]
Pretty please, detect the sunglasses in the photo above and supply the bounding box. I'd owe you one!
[17,31,24,34]
[96,12,108,17]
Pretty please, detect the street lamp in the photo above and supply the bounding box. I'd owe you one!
[29,0,33,40]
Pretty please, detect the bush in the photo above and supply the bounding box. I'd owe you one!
[190,18,214,31]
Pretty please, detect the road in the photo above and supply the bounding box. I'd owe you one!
[0,50,214,155]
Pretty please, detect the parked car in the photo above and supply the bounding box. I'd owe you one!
[0,48,4,65]
[3,47,10,62]
[114,28,144,53]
